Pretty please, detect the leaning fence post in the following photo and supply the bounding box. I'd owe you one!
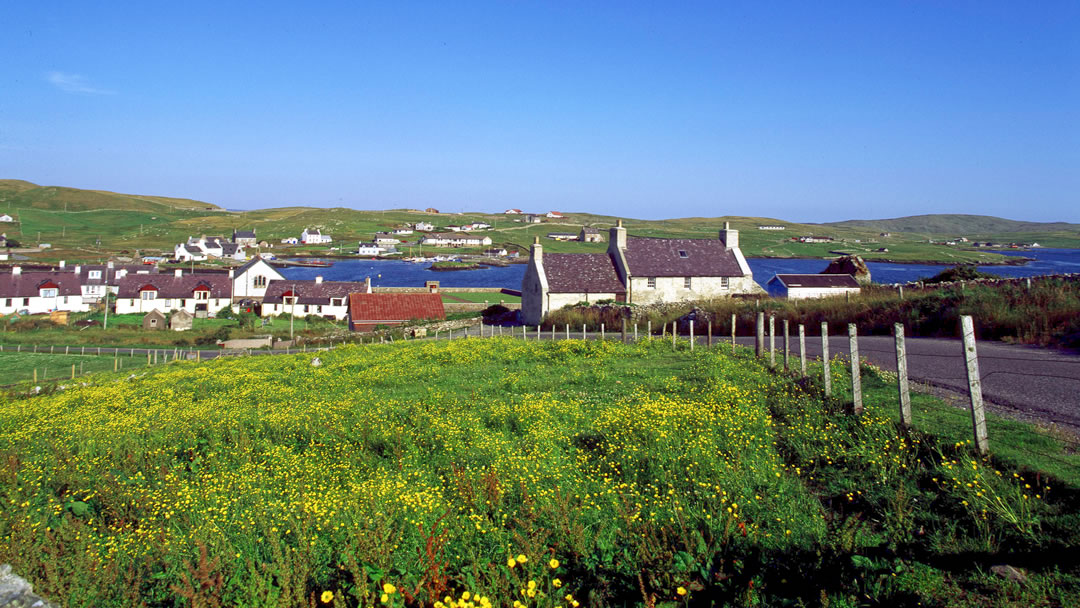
[769,314,776,368]
[689,320,694,351]
[783,319,790,371]
[798,323,807,377]
[821,322,831,397]
[961,315,989,454]
[755,312,764,357]
[848,323,863,414]
[894,323,911,427]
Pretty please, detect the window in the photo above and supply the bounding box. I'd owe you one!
[331,298,343,306]
[180,299,186,307]
[721,277,730,289]
[647,277,656,289]
[678,250,688,258]
[194,290,209,301]
[4,299,10,307]
[40,288,58,298]
[88,270,102,279]
[304,305,310,313]
[684,277,692,289]
[284,296,297,306]
[316,305,323,313]
[164,299,172,307]
[23,298,29,306]
[141,291,157,301]
[254,275,267,288]
[63,296,68,304]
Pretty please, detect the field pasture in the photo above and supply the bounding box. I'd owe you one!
[1,338,1077,607]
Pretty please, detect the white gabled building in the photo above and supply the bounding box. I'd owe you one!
[0,214,14,223]
[231,256,285,302]
[261,277,370,320]
[301,228,332,244]
[766,274,861,300]
[357,242,382,256]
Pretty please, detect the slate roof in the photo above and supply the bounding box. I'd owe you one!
[263,280,369,305]
[771,274,860,289]
[581,227,601,234]
[543,253,625,294]
[220,243,240,255]
[116,274,232,299]
[0,272,83,298]
[622,237,744,278]
[233,230,256,239]
[348,293,446,323]
[77,264,157,285]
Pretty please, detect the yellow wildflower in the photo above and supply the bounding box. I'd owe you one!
[677,586,687,596]
[321,590,334,603]
[383,584,397,595]
[549,558,560,569]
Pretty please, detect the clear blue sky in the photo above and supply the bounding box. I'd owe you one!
[2,1,1077,222]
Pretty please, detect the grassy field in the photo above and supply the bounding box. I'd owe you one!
[6,180,1079,265]
[0,338,1077,607]
[0,351,153,385]
[441,292,522,304]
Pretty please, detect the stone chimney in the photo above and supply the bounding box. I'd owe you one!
[59,260,66,269]
[530,236,543,266]
[107,261,114,269]
[228,269,235,279]
[74,264,81,275]
[366,277,374,293]
[610,219,627,251]
[12,266,21,276]
[720,221,739,249]
[315,276,323,284]
[116,269,128,280]
[174,269,183,277]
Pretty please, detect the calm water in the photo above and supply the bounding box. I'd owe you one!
[279,248,1080,289]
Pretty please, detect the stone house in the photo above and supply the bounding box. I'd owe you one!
[579,227,603,242]
[522,221,759,324]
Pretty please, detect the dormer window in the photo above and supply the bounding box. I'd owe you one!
[40,288,58,298]
[88,270,102,279]
[193,288,210,301]
[141,290,157,301]
[678,250,688,258]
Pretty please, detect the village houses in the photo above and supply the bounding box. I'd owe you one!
[230,256,285,304]
[0,267,89,315]
[261,277,370,320]
[522,221,760,325]
[115,270,232,318]
[420,233,493,247]
[301,228,332,244]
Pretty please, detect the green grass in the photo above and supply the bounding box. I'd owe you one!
[441,292,521,304]
[0,351,152,385]
[1,338,1078,607]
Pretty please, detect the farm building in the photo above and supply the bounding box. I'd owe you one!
[765,274,861,300]
[347,293,446,332]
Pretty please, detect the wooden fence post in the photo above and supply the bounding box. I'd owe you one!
[898,285,904,300]
[566,324,570,340]
[672,323,677,349]
[821,322,831,397]
[601,323,605,340]
[537,325,541,341]
[582,324,586,340]
[731,313,736,355]
[756,312,764,357]
[848,323,862,414]
[707,322,712,348]
[783,319,790,371]
[622,318,627,344]
[798,323,807,377]
[894,323,911,427]
[71,364,75,379]
[647,320,652,338]
[689,320,694,351]
[961,315,989,454]
[768,314,776,368]
[634,323,638,341]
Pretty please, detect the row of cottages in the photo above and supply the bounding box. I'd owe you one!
[0,262,159,315]
[420,233,494,247]
[114,270,232,317]
[522,221,760,325]
[301,228,332,244]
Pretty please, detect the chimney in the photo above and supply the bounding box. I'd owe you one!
[719,221,739,249]
[59,260,66,269]
[12,266,21,276]
[107,261,114,269]
[610,219,627,250]
[530,236,543,266]
[74,264,82,275]
[228,269,235,279]
[315,276,323,284]
[174,269,183,277]
[117,269,128,280]
[366,277,374,293]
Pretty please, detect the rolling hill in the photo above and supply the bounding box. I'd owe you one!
[822,214,1080,234]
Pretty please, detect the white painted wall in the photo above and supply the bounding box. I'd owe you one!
[782,286,861,300]
[260,301,349,320]
[627,275,758,304]
[115,296,231,316]
[232,260,284,300]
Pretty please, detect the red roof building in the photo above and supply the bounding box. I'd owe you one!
[347,293,446,332]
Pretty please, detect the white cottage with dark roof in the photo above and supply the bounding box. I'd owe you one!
[522,220,760,324]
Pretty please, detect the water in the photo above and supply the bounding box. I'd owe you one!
[279,248,1080,289]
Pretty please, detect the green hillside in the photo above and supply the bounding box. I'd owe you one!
[3,180,1078,263]
[823,213,1080,234]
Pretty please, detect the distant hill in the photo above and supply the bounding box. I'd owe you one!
[0,180,221,213]
[820,214,1080,235]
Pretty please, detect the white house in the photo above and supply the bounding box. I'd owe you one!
[0,268,89,315]
[546,211,565,219]
[0,215,13,223]
[175,243,208,262]
[76,262,157,302]
[504,209,522,215]
[357,242,382,256]
[758,225,785,231]
[392,228,414,235]
[261,277,370,320]
[469,222,492,230]
[231,256,285,303]
[301,228,332,244]
[115,270,232,317]
[281,237,299,245]
[522,221,761,325]
[414,222,435,231]
[765,274,861,300]
[374,233,401,246]
[420,233,493,247]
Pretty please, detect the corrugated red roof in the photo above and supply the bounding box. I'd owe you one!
[543,253,626,294]
[348,293,446,322]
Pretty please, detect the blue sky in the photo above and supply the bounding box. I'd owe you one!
[1,1,1077,222]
